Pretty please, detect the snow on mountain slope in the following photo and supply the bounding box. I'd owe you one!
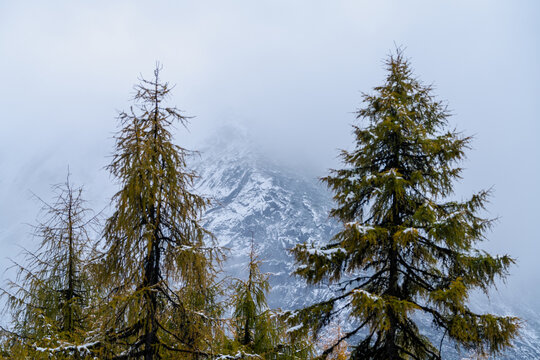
[193,131,336,309]
[192,132,540,359]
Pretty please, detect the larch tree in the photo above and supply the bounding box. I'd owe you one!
[291,50,520,359]
[228,241,314,360]
[231,240,272,352]
[318,323,350,360]
[97,65,222,359]
[0,174,98,359]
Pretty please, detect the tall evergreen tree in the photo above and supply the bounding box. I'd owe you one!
[228,241,313,360]
[292,50,520,359]
[98,65,221,359]
[0,175,98,359]
[231,241,271,351]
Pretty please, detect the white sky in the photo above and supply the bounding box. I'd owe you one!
[0,1,539,300]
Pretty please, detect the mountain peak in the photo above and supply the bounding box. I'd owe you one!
[198,123,254,159]
[191,134,540,360]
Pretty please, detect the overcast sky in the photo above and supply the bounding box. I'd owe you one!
[0,1,538,300]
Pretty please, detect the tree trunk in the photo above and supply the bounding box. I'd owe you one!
[143,222,161,359]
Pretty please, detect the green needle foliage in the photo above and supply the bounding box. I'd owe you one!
[292,50,520,360]
[227,241,313,360]
[232,241,271,350]
[0,175,98,359]
[97,65,222,359]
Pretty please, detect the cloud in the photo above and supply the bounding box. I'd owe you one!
[0,0,538,298]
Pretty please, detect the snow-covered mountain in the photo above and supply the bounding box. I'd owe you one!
[193,131,540,359]
[193,129,336,309]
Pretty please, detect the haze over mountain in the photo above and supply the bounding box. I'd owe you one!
[193,129,540,359]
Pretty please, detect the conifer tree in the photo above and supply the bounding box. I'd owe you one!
[231,241,271,351]
[98,65,221,359]
[292,50,520,359]
[0,175,98,359]
[228,241,313,360]
[319,323,350,360]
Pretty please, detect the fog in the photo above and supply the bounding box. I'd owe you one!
[0,1,538,300]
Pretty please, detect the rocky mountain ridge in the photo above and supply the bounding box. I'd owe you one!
[192,134,540,359]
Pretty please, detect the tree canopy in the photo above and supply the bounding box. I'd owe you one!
[292,50,520,360]
[227,240,314,359]
[97,65,222,359]
[0,175,98,359]
[0,54,522,360]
